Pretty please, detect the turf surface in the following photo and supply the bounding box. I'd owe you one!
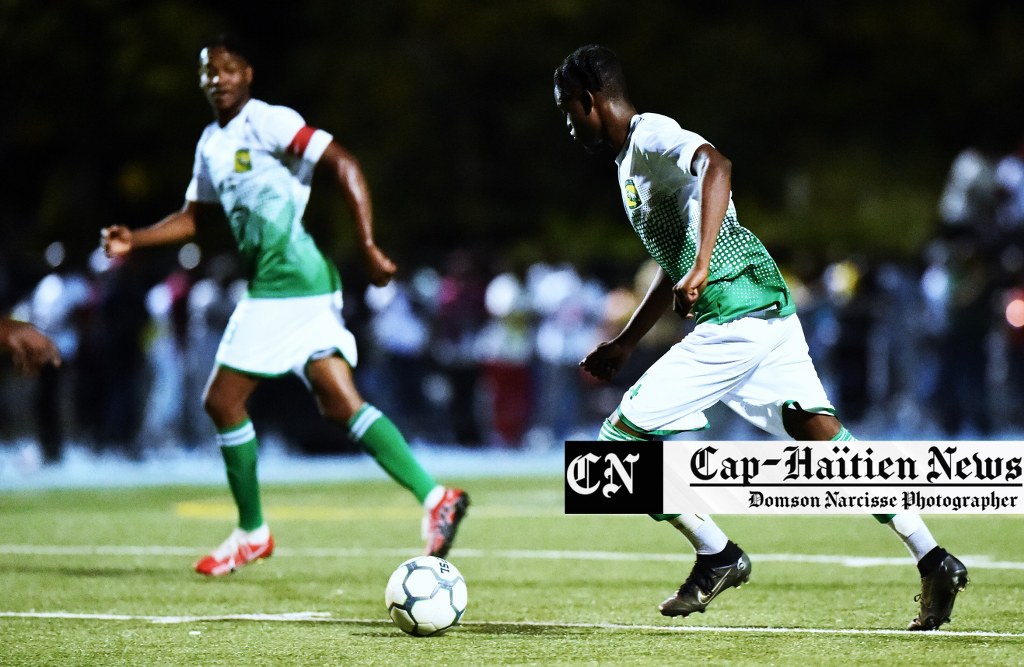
[1,475,1022,665]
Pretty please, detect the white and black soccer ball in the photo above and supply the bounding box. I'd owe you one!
[384,556,467,636]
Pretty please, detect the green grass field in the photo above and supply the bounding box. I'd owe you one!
[1,474,1022,666]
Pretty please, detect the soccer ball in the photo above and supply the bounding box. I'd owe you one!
[384,556,467,636]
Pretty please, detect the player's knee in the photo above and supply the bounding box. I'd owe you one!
[318,399,357,425]
[599,415,651,441]
[203,389,242,427]
[782,407,842,440]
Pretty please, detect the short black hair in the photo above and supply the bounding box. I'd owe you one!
[554,44,628,100]
[200,32,255,67]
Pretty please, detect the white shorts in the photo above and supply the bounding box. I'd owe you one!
[215,291,358,383]
[618,314,833,438]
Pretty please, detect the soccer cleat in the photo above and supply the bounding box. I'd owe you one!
[659,546,752,617]
[907,553,969,631]
[193,527,275,576]
[423,488,470,558]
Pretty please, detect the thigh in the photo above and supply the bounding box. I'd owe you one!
[723,315,834,436]
[618,319,775,433]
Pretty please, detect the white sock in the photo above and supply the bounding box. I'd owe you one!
[886,514,938,562]
[668,514,730,555]
[423,485,445,510]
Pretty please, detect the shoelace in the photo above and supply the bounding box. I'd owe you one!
[678,562,717,596]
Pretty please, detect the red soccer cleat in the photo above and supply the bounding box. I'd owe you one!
[422,488,470,558]
[194,527,275,576]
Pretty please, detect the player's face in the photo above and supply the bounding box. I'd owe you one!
[554,84,603,153]
[199,47,253,121]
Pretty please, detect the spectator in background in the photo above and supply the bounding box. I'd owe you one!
[994,135,1024,240]
[474,271,533,446]
[14,243,89,462]
[528,261,607,445]
[139,264,193,451]
[937,146,999,244]
[432,249,489,445]
[936,237,995,436]
[363,277,432,440]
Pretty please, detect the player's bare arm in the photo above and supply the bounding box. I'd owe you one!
[0,318,61,375]
[580,267,675,381]
[319,141,396,287]
[101,201,205,258]
[672,143,732,316]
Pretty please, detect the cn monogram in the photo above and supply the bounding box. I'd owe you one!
[566,452,640,498]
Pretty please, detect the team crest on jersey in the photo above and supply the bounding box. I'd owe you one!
[234,149,252,173]
[625,180,641,209]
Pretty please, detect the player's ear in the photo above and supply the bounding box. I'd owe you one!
[580,90,595,115]
[244,65,254,86]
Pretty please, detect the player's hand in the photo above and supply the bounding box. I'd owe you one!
[672,267,708,319]
[101,225,133,258]
[364,244,398,287]
[1,321,61,376]
[580,339,633,381]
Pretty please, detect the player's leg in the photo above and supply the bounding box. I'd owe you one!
[734,314,969,629]
[305,354,468,557]
[598,381,753,614]
[193,365,274,576]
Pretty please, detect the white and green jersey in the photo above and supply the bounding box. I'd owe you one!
[186,99,340,298]
[615,113,794,325]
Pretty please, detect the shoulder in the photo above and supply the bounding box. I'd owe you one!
[633,113,709,155]
[246,99,305,127]
[644,113,706,141]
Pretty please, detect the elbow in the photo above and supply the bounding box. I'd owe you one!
[714,154,733,182]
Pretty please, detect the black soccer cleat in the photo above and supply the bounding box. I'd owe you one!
[659,544,752,617]
[907,553,969,631]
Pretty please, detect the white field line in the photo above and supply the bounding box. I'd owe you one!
[0,544,1022,570]
[0,610,1022,639]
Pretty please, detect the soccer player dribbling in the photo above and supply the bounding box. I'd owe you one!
[101,34,468,576]
[554,44,967,630]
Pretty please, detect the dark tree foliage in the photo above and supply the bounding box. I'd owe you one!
[2,0,1022,296]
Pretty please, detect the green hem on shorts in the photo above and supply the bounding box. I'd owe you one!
[615,408,709,436]
[782,400,837,416]
[215,362,285,379]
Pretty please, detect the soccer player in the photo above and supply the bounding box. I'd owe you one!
[102,34,468,576]
[554,44,967,631]
[0,317,61,375]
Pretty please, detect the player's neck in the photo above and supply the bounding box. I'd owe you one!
[604,100,638,155]
[215,96,251,127]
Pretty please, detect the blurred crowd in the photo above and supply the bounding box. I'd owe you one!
[2,136,1024,463]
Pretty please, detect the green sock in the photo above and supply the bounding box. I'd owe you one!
[348,404,436,503]
[831,425,895,524]
[217,419,264,531]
